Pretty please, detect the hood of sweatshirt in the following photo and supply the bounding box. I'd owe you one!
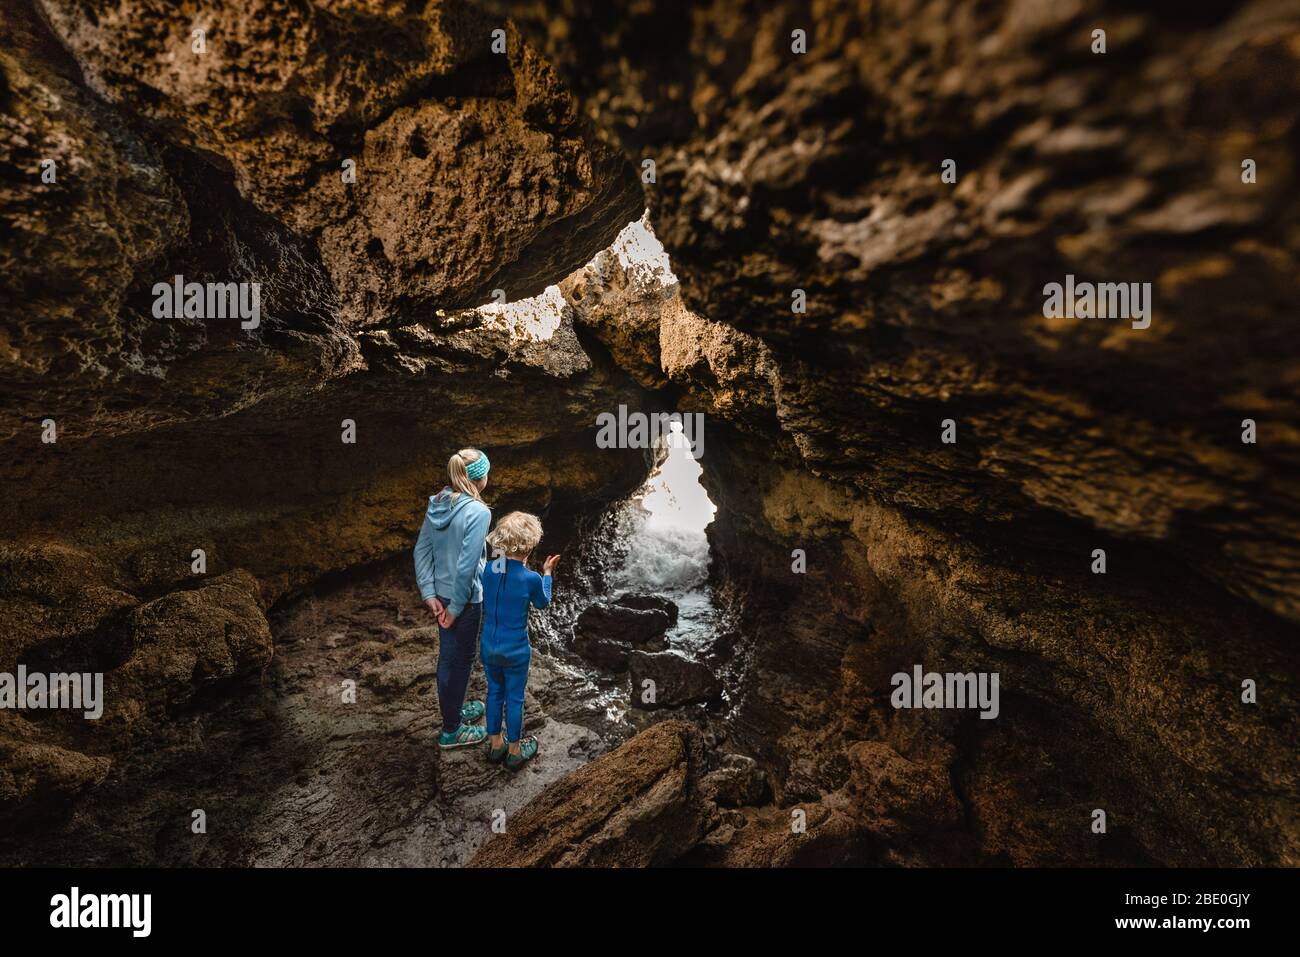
[425,488,484,530]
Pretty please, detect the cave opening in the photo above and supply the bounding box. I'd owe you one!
[2,0,1292,881]
[509,213,742,731]
[0,176,764,867]
[608,418,720,654]
[528,410,740,744]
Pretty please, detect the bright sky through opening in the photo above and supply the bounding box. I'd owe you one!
[639,420,716,533]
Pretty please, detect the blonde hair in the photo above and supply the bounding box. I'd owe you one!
[448,447,485,501]
[488,511,543,557]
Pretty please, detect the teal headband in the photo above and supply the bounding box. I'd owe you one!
[466,452,490,481]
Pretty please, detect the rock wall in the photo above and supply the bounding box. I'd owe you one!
[0,0,653,826]
[552,233,1300,865]
[496,0,1300,866]
[492,0,1300,623]
[3,0,1297,867]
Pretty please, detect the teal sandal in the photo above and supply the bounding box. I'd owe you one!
[504,737,539,771]
[461,700,485,723]
[486,738,508,764]
[438,723,487,749]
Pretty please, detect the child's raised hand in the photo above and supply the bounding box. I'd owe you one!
[542,554,561,575]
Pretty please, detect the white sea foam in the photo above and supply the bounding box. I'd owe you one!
[611,421,715,594]
[612,518,710,593]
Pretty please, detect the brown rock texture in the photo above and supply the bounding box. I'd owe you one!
[496,0,1300,622]
[2,0,1297,870]
[559,227,1297,866]
[0,713,112,820]
[34,0,641,328]
[107,570,273,725]
[0,0,190,436]
[0,561,612,866]
[0,0,654,832]
[469,719,716,866]
[487,0,1300,866]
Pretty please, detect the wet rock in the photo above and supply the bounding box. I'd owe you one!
[572,594,679,671]
[503,0,1300,624]
[611,592,679,629]
[572,599,673,673]
[700,754,768,808]
[361,656,436,697]
[5,0,1298,872]
[499,0,1300,867]
[572,632,633,673]
[576,599,673,645]
[468,719,716,867]
[0,561,608,866]
[0,3,657,848]
[627,650,722,709]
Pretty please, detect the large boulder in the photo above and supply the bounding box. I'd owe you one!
[571,632,635,672]
[572,593,678,670]
[469,719,716,867]
[611,592,679,629]
[627,649,722,709]
[576,597,674,644]
[106,570,273,725]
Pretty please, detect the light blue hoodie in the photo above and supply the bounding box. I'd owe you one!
[413,488,491,615]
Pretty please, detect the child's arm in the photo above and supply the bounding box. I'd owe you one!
[530,555,559,609]
[529,569,552,610]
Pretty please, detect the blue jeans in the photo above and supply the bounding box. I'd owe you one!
[484,649,530,743]
[436,597,482,735]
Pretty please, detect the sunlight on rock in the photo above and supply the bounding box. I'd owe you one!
[474,284,566,342]
[610,211,677,285]
[474,211,674,345]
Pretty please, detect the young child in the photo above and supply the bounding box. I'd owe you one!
[479,511,560,770]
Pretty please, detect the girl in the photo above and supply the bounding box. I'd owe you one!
[479,511,560,770]
[413,447,492,749]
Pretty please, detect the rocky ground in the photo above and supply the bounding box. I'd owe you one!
[0,550,778,867]
[0,560,614,867]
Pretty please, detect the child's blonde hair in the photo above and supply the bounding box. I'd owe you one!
[488,511,543,556]
[448,448,485,501]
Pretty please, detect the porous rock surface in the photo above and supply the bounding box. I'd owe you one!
[2,0,1298,868]
[480,0,1299,867]
[0,0,650,841]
